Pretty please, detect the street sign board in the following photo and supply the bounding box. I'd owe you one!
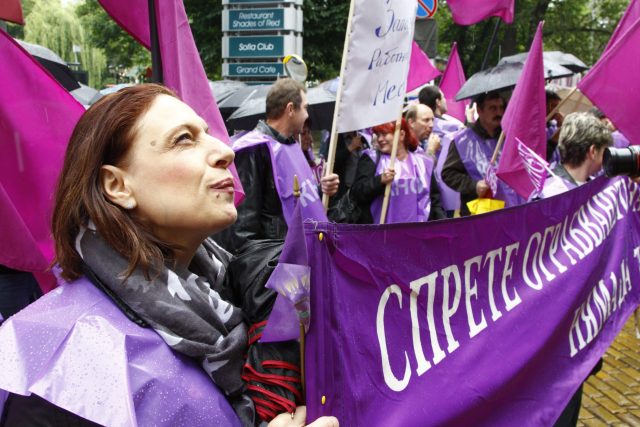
[223,8,300,32]
[223,62,284,77]
[222,35,299,58]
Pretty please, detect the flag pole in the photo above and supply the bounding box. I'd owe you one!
[480,18,502,71]
[292,174,306,402]
[148,0,163,83]
[322,0,356,210]
[545,87,578,121]
[379,113,403,224]
[490,131,506,165]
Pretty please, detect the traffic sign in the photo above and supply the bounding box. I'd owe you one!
[417,0,437,18]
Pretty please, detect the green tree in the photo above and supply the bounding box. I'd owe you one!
[75,0,150,85]
[303,0,350,81]
[184,0,224,79]
[21,0,107,87]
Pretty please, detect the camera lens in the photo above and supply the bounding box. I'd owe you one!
[603,146,640,177]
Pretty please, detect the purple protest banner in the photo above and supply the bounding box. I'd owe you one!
[439,42,469,123]
[578,17,640,147]
[305,176,640,426]
[0,30,85,291]
[407,41,441,92]
[98,0,245,205]
[497,22,547,199]
[603,0,640,54]
[446,0,514,25]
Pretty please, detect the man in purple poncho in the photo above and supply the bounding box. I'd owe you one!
[441,92,522,216]
[418,85,463,143]
[215,79,339,254]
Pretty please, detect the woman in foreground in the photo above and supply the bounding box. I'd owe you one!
[0,84,337,427]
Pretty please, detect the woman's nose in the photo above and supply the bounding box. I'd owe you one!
[206,136,235,168]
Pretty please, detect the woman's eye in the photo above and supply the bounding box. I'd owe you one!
[175,133,192,144]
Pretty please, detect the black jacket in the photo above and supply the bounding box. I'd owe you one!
[214,121,294,255]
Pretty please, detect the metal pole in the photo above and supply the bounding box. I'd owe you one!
[148,0,163,83]
[480,18,502,71]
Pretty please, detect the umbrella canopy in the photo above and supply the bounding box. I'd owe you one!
[455,60,573,101]
[499,51,588,73]
[226,83,336,131]
[209,79,248,104]
[553,86,593,116]
[217,84,271,121]
[99,83,135,95]
[70,83,103,107]
[16,39,80,91]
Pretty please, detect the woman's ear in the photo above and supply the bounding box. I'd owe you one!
[100,165,136,210]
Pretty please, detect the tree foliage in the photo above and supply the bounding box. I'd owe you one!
[435,0,629,76]
[19,0,107,87]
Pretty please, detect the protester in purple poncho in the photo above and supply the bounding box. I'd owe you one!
[215,79,339,255]
[540,112,613,199]
[441,92,523,216]
[546,89,564,163]
[589,107,630,148]
[349,119,446,224]
[418,85,463,144]
[0,85,338,427]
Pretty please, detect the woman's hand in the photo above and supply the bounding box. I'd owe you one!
[380,168,395,185]
[321,173,340,196]
[268,406,339,427]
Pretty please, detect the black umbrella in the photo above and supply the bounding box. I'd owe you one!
[499,51,588,73]
[70,83,103,106]
[209,79,248,104]
[16,39,80,91]
[217,85,271,121]
[226,84,336,131]
[455,60,574,101]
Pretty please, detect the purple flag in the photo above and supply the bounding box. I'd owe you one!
[439,43,469,123]
[261,201,311,342]
[447,0,514,25]
[497,22,547,199]
[578,17,640,146]
[603,0,640,54]
[98,0,244,205]
[306,176,640,426]
[485,163,498,196]
[407,41,441,92]
[516,137,549,199]
[0,30,85,291]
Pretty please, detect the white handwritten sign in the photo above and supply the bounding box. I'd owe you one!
[336,0,417,132]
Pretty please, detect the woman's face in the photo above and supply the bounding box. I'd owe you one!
[121,94,237,246]
[376,130,405,154]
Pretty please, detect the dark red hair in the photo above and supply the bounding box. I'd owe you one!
[372,118,419,152]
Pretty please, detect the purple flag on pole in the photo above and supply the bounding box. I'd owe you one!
[497,22,547,199]
[407,41,441,92]
[0,30,85,291]
[603,0,640,54]
[306,176,640,426]
[261,201,310,342]
[516,137,549,199]
[439,42,469,123]
[578,17,640,146]
[446,0,515,25]
[98,0,244,205]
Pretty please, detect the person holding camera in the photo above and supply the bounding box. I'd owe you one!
[540,112,613,199]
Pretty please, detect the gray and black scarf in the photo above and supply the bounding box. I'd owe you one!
[75,223,256,425]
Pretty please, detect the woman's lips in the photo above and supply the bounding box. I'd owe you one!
[209,177,235,193]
